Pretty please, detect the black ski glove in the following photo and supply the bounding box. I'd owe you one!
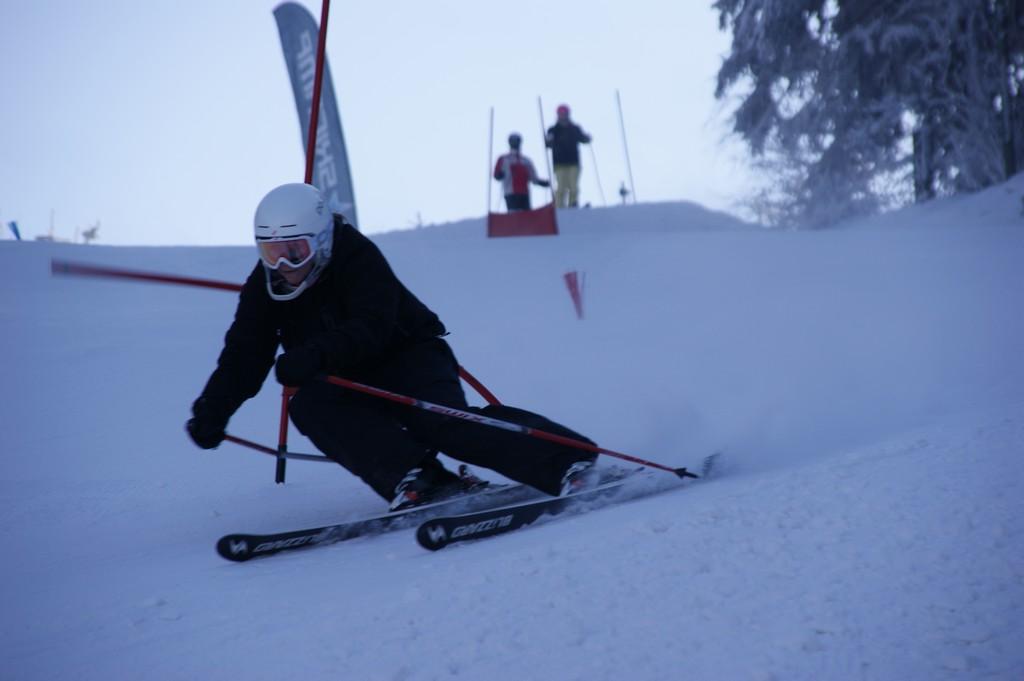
[275,345,324,387]
[186,397,229,449]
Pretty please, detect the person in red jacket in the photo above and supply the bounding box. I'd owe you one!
[493,133,550,211]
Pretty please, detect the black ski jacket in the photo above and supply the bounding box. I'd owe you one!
[196,217,446,420]
[545,122,591,166]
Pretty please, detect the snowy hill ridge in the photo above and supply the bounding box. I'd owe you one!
[3,181,1023,680]
[376,199,758,241]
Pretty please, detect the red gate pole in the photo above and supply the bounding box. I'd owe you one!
[303,0,332,186]
[51,260,242,292]
[277,0,332,483]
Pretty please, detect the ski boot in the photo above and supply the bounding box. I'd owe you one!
[559,460,601,496]
[389,462,489,513]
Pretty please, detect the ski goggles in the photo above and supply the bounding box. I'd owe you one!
[257,235,316,270]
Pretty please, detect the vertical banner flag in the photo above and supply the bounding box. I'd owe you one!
[274,2,359,229]
[8,221,21,241]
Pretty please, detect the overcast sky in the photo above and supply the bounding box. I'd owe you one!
[1,1,754,245]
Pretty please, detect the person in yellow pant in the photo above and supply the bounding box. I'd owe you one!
[553,165,581,208]
[545,104,592,208]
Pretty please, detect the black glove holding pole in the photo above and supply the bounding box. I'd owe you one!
[186,397,229,449]
[274,345,324,387]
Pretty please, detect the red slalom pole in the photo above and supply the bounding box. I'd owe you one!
[303,0,331,185]
[51,260,242,292]
[321,375,697,479]
[276,0,333,483]
[274,386,298,483]
[51,259,505,407]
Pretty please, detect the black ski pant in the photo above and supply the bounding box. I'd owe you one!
[289,338,595,500]
[504,193,531,212]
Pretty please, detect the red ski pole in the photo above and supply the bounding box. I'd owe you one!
[321,375,697,478]
[223,434,330,463]
[457,365,502,406]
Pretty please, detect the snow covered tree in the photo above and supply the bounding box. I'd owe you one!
[907,0,1024,198]
[714,0,1024,227]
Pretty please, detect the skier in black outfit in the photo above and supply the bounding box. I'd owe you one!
[186,183,597,510]
[545,104,592,208]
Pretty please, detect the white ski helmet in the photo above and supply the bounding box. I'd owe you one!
[253,183,334,301]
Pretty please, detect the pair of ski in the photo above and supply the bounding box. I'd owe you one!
[216,455,717,562]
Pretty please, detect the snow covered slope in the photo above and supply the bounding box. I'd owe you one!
[3,179,1023,680]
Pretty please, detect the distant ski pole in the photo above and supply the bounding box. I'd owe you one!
[537,96,556,204]
[487,106,495,213]
[587,144,607,206]
[322,375,698,478]
[616,89,637,202]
